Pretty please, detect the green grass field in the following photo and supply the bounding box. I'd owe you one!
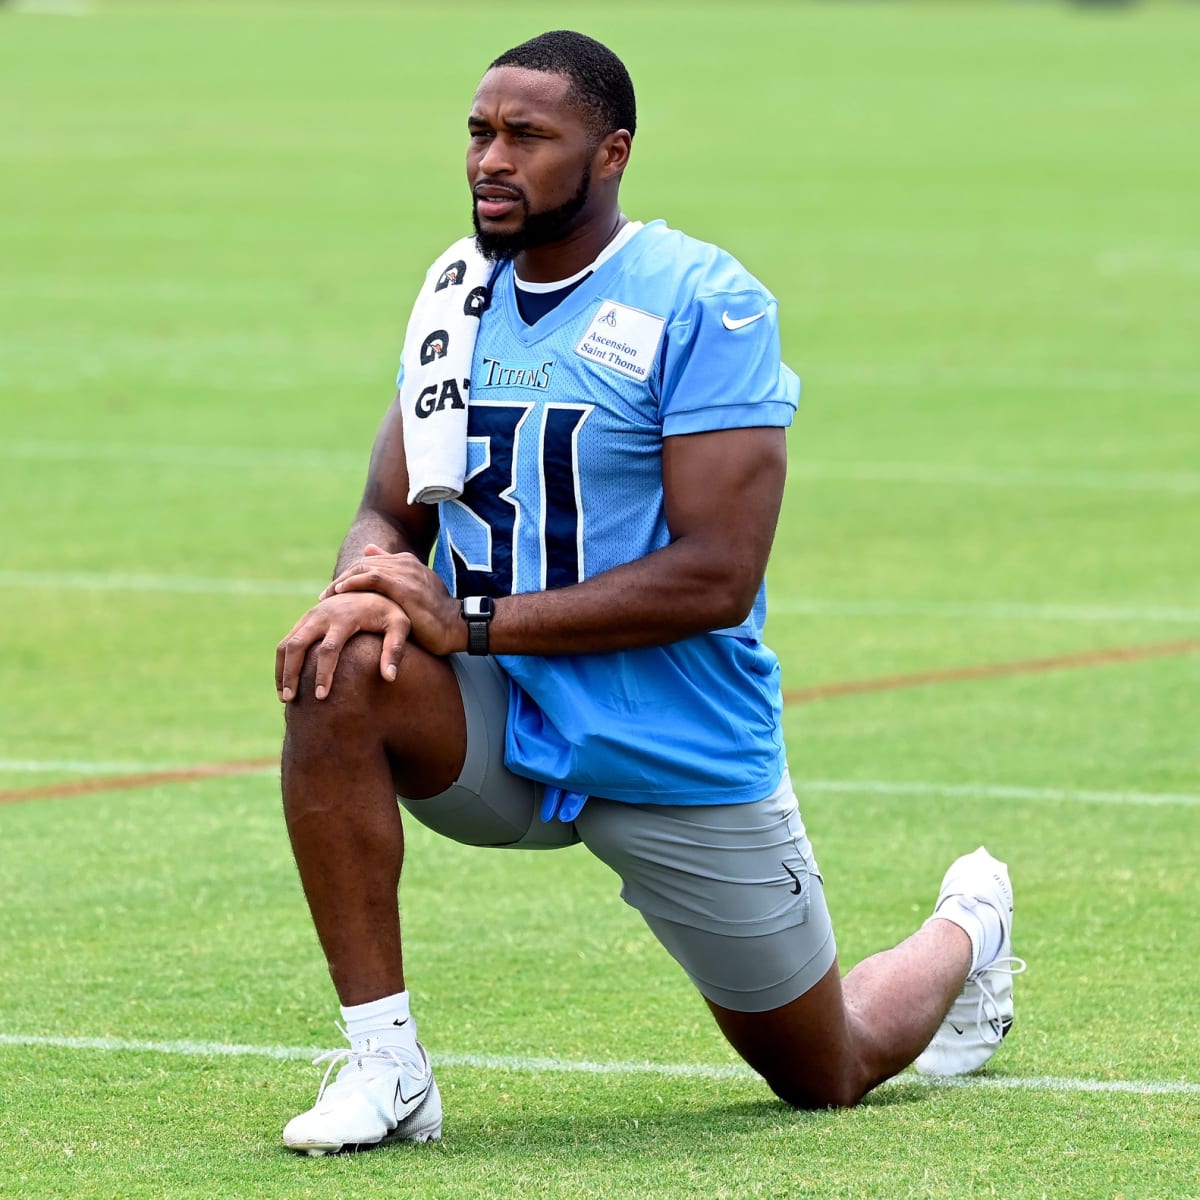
[2,2,1198,1197]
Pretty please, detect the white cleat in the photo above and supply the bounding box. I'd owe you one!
[915,846,1027,1076]
[283,1037,442,1156]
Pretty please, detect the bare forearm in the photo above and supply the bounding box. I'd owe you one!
[335,395,439,577]
[482,428,785,656]
[485,540,758,656]
[335,508,431,577]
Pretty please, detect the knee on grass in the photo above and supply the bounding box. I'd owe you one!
[762,1069,869,1112]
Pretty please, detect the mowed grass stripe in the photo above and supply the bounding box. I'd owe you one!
[5,441,1200,492]
[4,357,1200,394]
[2,571,1198,629]
[1,624,1195,798]
[2,760,1196,809]
[2,1033,1197,1097]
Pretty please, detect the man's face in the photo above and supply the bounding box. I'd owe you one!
[467,67,600,261]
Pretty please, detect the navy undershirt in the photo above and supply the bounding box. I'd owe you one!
[514,272,593,324]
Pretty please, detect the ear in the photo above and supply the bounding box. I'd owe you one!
[595,129,632,181]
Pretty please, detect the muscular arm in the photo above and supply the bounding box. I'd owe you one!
[334,393,438,573]
[275,394,438,700]
[329,423,789,658]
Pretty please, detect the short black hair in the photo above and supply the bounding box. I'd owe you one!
[490,30,637,140]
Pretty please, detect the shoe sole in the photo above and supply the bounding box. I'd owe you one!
[285,1080,443,1156]
[296,1126,442,1157]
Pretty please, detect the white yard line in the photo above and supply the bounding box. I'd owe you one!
[799,780,1200,809]
[2,441,361,471]
[0,1033,1195,1097]
[0,759,278,776]
[815,362,1200,397]
[2,760,1196,809]
[2,570,1197,628]
[0,571,322,597]
[9,0,93,13]
[770,598,1200,625]
[784,460,1200,493]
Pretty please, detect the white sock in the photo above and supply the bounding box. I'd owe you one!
[340,990,418,1053]
[927,896,1004,974]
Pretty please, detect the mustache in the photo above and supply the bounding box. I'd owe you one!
[472,183,526,203]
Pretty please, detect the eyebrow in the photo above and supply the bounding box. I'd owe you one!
[467,114,551,134]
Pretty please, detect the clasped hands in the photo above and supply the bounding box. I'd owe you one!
[275,545,461,702]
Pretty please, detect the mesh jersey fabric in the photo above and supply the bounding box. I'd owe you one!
[405,220,801,805]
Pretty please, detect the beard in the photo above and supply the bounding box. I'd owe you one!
[472,165,592,262]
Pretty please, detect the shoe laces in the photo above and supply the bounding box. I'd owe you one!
[970,955,1027,1045]
[311,1025,425,1102]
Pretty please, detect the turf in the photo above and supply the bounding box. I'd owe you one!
[1,2,1198,1198]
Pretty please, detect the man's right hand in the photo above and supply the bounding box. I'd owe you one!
[275,592,412,703]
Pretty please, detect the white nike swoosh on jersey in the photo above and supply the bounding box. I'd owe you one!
[721,311,767,330]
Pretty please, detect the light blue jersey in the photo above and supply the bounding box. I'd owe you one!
[425,221,800,805]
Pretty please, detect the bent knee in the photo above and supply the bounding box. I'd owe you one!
[316,632,387,687]
[768,1075,864,1108]
[284,634,411,740]
[763,1071,869,1111]
[284,635,461,750]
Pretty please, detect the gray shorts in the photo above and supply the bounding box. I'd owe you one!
[398,654,837,1013]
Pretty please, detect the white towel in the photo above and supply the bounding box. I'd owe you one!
[398,236,494,504]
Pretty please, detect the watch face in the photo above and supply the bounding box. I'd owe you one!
[463,596,493,655]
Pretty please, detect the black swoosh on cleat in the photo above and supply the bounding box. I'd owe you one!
[395,1076,428,1109]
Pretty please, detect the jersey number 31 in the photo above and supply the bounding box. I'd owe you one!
[442,400,592,596]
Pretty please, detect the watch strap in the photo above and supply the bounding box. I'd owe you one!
[461,596,494,656]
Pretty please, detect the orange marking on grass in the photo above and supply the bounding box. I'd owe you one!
[3,639,1197,805]
[783,637,1200,705]
[0,757,278,805]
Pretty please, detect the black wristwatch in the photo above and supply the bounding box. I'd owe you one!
[461,596,495,656]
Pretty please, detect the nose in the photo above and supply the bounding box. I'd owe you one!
[477,135,513,177]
